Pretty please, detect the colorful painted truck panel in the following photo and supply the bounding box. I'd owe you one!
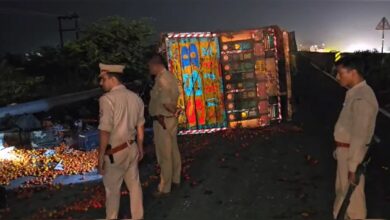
[164,33,226,132]
[162,26,294,134]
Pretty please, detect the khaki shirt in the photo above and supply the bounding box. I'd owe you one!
[149,69,179,116]
[98,85,145,147]
[334,80,378,172]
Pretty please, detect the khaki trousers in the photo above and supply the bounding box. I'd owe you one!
[153,117,181,193]
[333,147,366,220]
[103,142,143,220]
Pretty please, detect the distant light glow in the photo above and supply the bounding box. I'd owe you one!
[344,43,373,52]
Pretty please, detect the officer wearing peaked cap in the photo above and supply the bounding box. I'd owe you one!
[98,63,145,219]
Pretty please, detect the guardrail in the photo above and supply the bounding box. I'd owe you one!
[0,82,149,119]
[0,88,103,119]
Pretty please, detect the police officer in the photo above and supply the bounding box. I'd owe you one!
[147,55,181,197]
[98,63,145,219]
[333,56,379,220]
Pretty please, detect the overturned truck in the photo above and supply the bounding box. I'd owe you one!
[160,26,296,135]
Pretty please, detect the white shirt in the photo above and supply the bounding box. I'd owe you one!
[98,85,145,147]
[334,80,378,172]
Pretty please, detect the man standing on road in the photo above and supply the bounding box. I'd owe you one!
[148,54,181,197]
[98,63,145,220]
[333,56,378,219]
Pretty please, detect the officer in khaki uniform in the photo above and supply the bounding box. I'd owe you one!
[332,56,378,220]
[147,55,181,196]
[98,63,145,219]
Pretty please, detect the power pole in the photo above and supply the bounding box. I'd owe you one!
[376,17,390,53]
[57,13,80,48]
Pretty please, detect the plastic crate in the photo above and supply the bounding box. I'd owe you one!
[78,130,99,151]
[30,129,60,148]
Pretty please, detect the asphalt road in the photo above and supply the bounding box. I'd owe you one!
[2,53,389,220]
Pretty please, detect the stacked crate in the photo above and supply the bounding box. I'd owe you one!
[78,129,99,151]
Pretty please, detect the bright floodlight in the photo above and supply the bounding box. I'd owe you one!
[0,147,20,161]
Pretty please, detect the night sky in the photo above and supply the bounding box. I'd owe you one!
[0,0,390,54]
